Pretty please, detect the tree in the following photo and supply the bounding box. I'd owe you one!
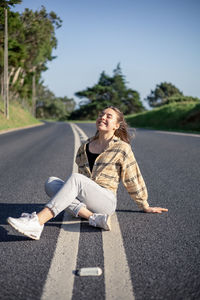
[21,6,62,116]
[0,5,62,116]
[1,0,22,119]
[36,84,75,119]
[71,64,144,120]
[145,82,183,107]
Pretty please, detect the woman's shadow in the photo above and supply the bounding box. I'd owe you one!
[0,203,65,242]
[0,203,144,241]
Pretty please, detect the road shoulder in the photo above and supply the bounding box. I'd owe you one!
[0,122,44,135]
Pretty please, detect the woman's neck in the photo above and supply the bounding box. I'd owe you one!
[97,131,114,146]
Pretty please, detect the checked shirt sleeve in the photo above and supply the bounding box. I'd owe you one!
[75,144,84,168]
[121,147,149,210]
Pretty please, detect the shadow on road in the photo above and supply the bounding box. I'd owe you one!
[0,203,65,242]
[0,204,146,240]
[0,203,45,225]
[116,209,145,214]
[0,226,30,242]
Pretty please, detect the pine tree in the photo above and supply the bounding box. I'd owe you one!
[71,64,144,120]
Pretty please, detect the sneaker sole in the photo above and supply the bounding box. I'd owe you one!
[7,218,40,240]
[106,215,111,231]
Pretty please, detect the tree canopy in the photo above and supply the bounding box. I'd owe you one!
[70,64,145,120]
[0,4,62,111]
[1,0,22,8]
[1,3,198,121]
[36,85,75,120]
[145,82,183,107]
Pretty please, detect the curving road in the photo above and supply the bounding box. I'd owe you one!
[0,122,200,300]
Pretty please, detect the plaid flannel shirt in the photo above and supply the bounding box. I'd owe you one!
[75,135,149,210]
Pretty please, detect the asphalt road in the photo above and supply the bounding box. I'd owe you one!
[0,122,200,300]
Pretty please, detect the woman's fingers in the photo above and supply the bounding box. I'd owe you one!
[156,207,168,212]
[154,207,168,213]
[144,207,168,213]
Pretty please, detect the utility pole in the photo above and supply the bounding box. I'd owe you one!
[4,7,9,119]
[32,70,36,117]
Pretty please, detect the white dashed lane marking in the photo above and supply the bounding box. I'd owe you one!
[74,123,135,299]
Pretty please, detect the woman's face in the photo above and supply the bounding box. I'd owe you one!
[96,108,120,133]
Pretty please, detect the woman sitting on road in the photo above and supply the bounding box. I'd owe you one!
[7,106,168,240]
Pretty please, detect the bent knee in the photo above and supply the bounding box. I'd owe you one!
[70,173,86,181]
[44,176,63,197]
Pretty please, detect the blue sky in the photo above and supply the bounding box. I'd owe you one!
[14,0,200,108]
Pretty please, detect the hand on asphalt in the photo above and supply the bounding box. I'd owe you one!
[144,207,168,214]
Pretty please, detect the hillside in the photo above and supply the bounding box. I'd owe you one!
[0,101,42,131]
[126,102,200,133]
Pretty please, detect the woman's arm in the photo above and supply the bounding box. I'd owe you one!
[121,147,168,214]
[75,144,84,166]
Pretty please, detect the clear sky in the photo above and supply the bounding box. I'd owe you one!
[13,0,200,108]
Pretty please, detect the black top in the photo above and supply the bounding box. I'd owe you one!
[86,143,100,172]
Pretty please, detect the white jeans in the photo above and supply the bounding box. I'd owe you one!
[45,173,117,217]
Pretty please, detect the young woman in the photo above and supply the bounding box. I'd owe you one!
[7,106,168,240]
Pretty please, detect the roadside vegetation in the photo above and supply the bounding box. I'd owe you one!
[126,102,200,133]
[128,82,200,132]
[0,2,199,133]
[0,100,41,131]
[69,63,145,120]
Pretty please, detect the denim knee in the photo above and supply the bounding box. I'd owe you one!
[70,173,85,181]
[44,176,63,198]
[45,177,54,197]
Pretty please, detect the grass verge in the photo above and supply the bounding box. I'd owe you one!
[0,101,42,131]
[126,102,200,133]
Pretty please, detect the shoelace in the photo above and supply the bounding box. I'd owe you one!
[21,212,36,220]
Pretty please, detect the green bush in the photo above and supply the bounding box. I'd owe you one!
[166,95,200,104]
[126,102,200,132]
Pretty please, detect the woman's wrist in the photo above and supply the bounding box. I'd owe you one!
[142,202,150,211]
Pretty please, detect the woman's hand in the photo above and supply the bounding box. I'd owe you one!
[144,207,168,214]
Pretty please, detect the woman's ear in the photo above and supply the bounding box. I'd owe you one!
[114,123,120,131]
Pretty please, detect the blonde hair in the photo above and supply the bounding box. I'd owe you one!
[95,106,131,144]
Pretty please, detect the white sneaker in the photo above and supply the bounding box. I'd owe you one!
[89,213,111,231]
[7,212,44,240]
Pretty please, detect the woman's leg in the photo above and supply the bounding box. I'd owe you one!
[38,175,95,225]
[45,176,64,198]
[45,176,89,218]
[38,173,115,225]
[37,206,93,225]
[40,173,116,231]
[45,173,116,218]
[7,173,116,239]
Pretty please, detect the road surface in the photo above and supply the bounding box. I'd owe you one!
[0,122,200,300]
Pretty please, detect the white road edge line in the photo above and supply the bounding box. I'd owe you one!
[153,130,200,138]
[74,123,135,300]
[41,123,82,300]
[72,123,89,142]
